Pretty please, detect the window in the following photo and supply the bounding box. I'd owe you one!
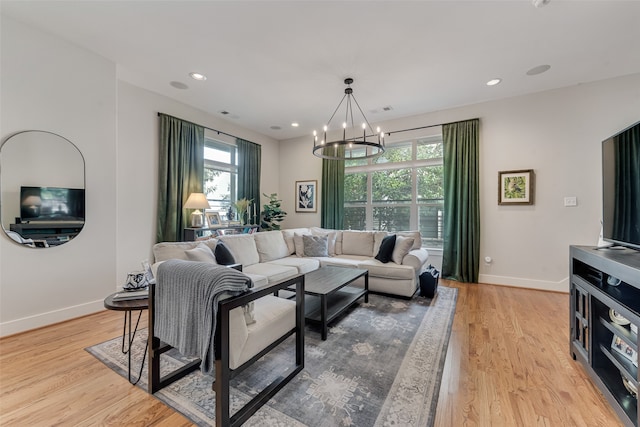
[344,134,444,249]
[204,139,237,221]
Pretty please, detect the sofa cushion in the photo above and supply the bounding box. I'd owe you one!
[374,234,396,263]
[267,256,320,275]
[293,231,312,257]
[154,240,212,262]
[214,242,237,265]
[397,231,422,250]
[253,230,290,262]
[282,228,311,255]
[372,231,389,256]
[392,235,414,264]
[218,234,260,267]
[303,235,329,257]
[185,242,218,263]
[318,255,369,269]
[242,272,269,290]
[342,230,374,256]
[243,263,298,284]
[310,227,338,256]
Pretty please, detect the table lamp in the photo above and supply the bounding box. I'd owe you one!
[184,192,210,227]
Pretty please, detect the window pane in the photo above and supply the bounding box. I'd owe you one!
[344,206,366,230]
[204,146,231,163]
[373,206,410,231]
[205,169,234,212]
[374,142,411,164]
[419,204,444,248]
[344,172,367,202]
[372,169,411,202]
[417,165,444,200]
[344,147,368,166]
[417,141,443,160]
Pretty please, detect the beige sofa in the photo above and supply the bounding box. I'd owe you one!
[152,227,429,298]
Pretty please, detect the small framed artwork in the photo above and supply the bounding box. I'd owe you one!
[498,169,535,205]
[611,335,638,367]
[296,180,317,212]
[206,212,221,227]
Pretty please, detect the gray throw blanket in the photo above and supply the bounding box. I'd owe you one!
[155,259,251,374]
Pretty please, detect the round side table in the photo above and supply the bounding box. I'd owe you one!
[104,292,149,385]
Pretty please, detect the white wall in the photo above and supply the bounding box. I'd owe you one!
[0,16,117,335]
[280,73,640,292]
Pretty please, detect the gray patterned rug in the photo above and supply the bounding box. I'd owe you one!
[86,286,457,426]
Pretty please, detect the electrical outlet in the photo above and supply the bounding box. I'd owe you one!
[564,196,577,207]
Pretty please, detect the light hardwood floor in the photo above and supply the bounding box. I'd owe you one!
[0,280,622,426]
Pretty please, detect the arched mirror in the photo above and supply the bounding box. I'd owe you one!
[0,131,85,248]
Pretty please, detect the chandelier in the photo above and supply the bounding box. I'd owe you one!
[313,78,385,160]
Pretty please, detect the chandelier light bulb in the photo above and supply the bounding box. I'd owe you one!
[362,123,366,129]
[323,125,328,132]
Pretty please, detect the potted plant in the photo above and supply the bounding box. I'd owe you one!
[261,193,287,231]
[234,198,253,225]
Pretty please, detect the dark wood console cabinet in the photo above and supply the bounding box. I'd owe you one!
[570,245,640,427]
[10,222,83,244]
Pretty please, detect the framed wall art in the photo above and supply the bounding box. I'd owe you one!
[295,180,317,212]
[206,211,221,227]
[498,169,535,205]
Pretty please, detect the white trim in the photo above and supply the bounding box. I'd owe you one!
[478,274,570,293]
[0,299,105,337]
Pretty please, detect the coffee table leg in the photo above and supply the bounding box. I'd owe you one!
[321,294,328,340]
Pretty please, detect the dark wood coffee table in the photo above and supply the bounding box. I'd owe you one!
[300,266,368,340]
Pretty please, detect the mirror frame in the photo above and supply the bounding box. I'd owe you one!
[0,130,86,248]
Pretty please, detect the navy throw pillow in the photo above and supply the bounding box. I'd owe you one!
[215,242,236,265]
[375,234,396,263]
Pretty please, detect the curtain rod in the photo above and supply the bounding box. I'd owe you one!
[157,112,246,141]
[384,118,479,137]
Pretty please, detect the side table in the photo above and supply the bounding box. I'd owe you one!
[104,293,148,385]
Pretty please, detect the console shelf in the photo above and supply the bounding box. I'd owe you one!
[570,245,640,427]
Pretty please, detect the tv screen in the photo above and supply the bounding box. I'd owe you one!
[20,186,85,222]
[602,121,640,250]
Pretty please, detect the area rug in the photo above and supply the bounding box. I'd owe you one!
[86,286,457,426]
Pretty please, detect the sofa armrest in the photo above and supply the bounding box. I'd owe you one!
[402,248,429,271]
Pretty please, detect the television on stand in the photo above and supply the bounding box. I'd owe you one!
[19,186,85,223]
[601,120,640,251]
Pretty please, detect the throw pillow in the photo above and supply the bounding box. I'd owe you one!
[391,235,414,264]
[303,235,329,257]
[215,242,236,265]
[185,242,218,263]
[375,234,397,263]
[293,231,312,257]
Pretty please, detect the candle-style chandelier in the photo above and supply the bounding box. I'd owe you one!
[312,78,385,160]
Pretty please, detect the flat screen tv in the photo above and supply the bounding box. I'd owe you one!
[602,120,640,250]
[20,186,85,222]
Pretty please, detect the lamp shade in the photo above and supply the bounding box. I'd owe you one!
[184,193,211,210]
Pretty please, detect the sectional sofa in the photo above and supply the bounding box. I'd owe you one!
[152,227,429,298]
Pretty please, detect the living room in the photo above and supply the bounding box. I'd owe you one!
[1,1,639,425]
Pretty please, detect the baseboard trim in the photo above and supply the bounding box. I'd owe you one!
[0,299,105,338]
[478,274,570,293]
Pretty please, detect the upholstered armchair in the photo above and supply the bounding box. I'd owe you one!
[148,263,305,427]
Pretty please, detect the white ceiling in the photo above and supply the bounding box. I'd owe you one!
[2,0,640,141]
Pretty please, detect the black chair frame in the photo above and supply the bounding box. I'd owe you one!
[148,273,305,427]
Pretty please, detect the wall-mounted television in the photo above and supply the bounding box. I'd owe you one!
[602,120,640,251]
[20,186,85,222]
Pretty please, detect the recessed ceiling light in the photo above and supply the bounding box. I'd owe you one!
[270,126,282,130]
[170,81,189,90]
[486,78,502,86]
[532,0,550,8]
[526,64,551,76]
[291,122,299,127]
[189,72,207,81]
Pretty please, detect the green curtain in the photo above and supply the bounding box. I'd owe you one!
[156,114,205,242]
[442,119,480,283]
[321,154,345,229]
[237,138,261,225]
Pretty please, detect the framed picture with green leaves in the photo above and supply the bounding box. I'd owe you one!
[498,169,534,205]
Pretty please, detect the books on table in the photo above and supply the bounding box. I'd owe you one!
[112,289,148,301]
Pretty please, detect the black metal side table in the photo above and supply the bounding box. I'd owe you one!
[104,293,148,385]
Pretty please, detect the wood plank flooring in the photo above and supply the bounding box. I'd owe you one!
[0,280,622,426]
